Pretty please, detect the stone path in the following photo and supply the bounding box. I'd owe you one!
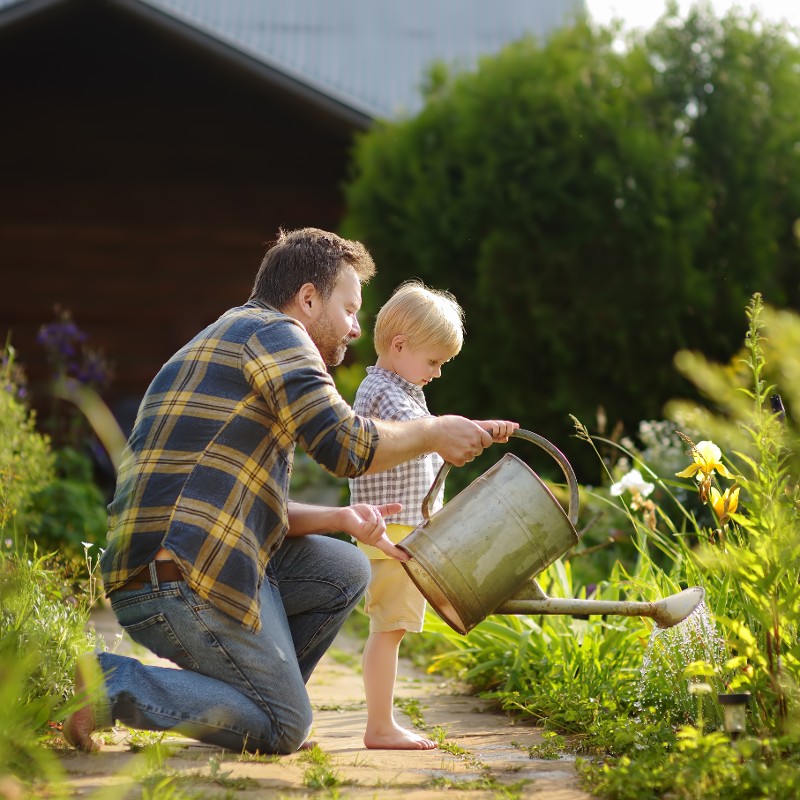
[56,607,594,799]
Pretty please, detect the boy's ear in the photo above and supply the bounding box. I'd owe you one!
[391,333,406,353]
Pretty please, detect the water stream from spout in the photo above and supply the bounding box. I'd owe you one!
[634,601,726,720]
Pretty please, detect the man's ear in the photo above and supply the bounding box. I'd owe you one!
[296,283,321,320]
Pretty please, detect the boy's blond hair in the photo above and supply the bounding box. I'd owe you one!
[373,280,464,357]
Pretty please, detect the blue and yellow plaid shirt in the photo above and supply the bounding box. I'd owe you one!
[100,301,379,631]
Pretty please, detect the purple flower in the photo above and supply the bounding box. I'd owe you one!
[37,310,112,388]
[74,349,112,387]
[37,316,87,362]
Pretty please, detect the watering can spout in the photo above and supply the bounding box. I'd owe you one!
[649,586,706,628]
[494,583,705,629]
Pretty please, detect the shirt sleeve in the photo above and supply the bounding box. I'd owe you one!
[242,317,378,478]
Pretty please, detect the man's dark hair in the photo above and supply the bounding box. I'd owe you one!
[250,228,376,310]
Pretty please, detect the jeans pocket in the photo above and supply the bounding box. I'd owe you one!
[120,612,201,672]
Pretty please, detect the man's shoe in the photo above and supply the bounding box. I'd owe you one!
[63,653,103,752]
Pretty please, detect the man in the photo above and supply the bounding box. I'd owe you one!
[64,227,516,754]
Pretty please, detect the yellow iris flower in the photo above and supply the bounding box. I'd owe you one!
[710,485,740,525]
[675,440,734,480]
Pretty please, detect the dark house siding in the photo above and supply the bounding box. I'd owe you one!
[0,1,357,428]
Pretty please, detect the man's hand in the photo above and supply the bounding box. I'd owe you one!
[432,416,519,466]
[339,502,410,562]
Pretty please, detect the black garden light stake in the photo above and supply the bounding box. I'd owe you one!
[717,692,750,739]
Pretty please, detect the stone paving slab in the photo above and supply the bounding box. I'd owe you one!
[54,607,595,798]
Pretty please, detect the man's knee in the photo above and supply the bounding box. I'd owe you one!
[300,534,372,596]
[274,703,314,754]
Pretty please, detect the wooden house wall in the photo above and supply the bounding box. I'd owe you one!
[0,3,356,432]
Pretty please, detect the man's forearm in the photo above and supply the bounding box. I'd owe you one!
[286,501,344,536]
[366,415,515,474]
[365,417,438,475]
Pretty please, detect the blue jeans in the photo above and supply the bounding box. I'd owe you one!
[97,535,370,753]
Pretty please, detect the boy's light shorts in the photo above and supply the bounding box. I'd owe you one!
[365,558,427,633]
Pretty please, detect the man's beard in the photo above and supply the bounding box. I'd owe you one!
[307,311,351,367]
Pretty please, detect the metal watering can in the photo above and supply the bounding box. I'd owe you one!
[398,429,704,635]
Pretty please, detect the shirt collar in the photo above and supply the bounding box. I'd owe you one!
[246,299,280,313]
[366,365,425,398]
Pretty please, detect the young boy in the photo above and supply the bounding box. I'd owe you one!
[349,280,515,749]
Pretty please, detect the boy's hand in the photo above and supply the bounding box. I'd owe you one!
[431,416,494,465]
[343,502,410,562]
[476,420,519,442]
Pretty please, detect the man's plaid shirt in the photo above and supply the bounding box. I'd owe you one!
[349,366,444,556]
[100,301,379,632]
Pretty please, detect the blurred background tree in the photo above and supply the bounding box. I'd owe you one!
[341,5,800,486]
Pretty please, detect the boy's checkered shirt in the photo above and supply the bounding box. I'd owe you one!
[349,366,444,527]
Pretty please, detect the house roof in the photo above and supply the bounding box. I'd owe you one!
[0,0,585,129]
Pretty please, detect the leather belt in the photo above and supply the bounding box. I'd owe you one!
[119,560,184,591]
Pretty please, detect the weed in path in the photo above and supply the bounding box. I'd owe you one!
[236,750,281,764]
[513,732,566,760]
[296,743,332,766]
[394,697,426,729]
[124,726,185,755]
[298,742,347,792]
[137,776,194,800]
[431,775,530,797]
[132,738,175,776]
[313,701,364,712]
[349,752,372,767]
[429,724,490,777]
[303,763,342,791]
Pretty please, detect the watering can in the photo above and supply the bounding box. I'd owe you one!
[398,429,704,635]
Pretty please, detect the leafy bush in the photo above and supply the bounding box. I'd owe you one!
[0,343,102,786]
[2,341,109,557]
[0,347,54,542]
[342,5,800,483]
[28,446,110,557]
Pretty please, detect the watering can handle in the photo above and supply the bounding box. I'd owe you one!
[421,428,580,527]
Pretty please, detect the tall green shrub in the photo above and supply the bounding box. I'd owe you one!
[0,349,99,787]
[342,6,800,482]
[645,8,800,345]
[0,348,54,540]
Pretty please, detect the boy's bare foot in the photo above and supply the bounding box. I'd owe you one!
[63,653,102,752]
[364,723,437,750]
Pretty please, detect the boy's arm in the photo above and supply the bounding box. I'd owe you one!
[364,416,518,474]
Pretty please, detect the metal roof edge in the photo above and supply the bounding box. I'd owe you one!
[0,0,374,130]
[107,0,375,131]
[0,0,73,28]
